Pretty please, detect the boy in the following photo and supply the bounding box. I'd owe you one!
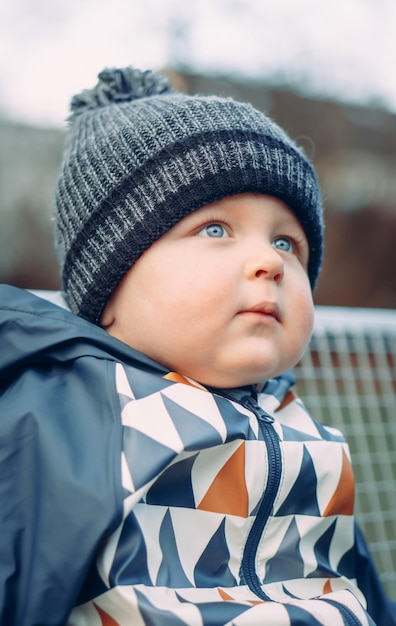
[0,67,395,625]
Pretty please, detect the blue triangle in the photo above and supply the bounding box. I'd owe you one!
[337,544,355,579]
[156,509,193,588]
[146,453,198,508]
[213,395,258,441]
[109,511,152,586]
[277,445,320,516]
[265,517,304,582]
[123,426,177,491]
[194,518,237,588]
[285,603,323,625]
[161,394,224,450]
[123,365,174,399]
[307,519,337,579]
[280,423,322,442]
[314,419,345,443]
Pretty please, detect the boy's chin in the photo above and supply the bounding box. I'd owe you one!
[192,368,284,390]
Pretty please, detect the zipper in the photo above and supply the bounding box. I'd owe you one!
[238,394,282,600]
[215,390,283,601]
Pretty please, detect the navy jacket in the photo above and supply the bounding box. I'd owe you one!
[0,286,395,625]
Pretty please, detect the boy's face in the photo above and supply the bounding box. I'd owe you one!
[101,194,314,388]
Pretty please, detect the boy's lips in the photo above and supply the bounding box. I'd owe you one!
[237,302,281,322]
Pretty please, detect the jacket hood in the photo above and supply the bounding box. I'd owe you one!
[0,285,167,381]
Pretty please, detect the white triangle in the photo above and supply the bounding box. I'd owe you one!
[122,391,184,452]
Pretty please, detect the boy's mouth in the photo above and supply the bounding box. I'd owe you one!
[237,302,281,322]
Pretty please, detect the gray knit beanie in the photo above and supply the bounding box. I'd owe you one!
[54,66,323,324]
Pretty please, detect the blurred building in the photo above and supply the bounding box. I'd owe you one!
[1,69,395,308]
[0,120,64,290]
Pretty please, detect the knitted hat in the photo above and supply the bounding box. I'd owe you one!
[54,66,323,324]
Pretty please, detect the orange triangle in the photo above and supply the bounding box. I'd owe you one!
[93,603,120,626]
[198,443,249,517]
[163,372,205,389]
[276,390,297,412]
[249,600,266,606]
[217,588,264,605]
[323,449,355,516]
[217,588,235,601]
[323,579,333,594]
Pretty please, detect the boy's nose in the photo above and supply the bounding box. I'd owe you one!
[244,245,284,283]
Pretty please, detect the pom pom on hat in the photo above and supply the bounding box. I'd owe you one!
[54,66,324,324]
[69,67,174,119]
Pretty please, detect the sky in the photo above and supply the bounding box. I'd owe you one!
[0,0,396,127]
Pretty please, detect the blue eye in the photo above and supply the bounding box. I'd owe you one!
[199,223,227,238]
[272,236,292,252]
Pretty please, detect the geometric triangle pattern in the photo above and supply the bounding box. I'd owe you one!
[69,362,374,626]
[212,394,260,443]
[161,394,224,450]
[284,603,324,625]
[134,587,191,626]
[323,449,355,516]
[193,597,251,625]
[146,454,198,508]
[197,442,248,517]
[193,518,237,588]
[122,426,178,492]
[108,510,152,587]
[265,518,305,582]
[157,510,193,588]
[93,602,120,626]
[276,445,321,517]
[306,519,337,579]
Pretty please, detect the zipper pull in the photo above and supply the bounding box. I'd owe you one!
[241,395,274,423]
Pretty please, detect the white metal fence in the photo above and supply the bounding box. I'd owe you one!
[294,306,396,600]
